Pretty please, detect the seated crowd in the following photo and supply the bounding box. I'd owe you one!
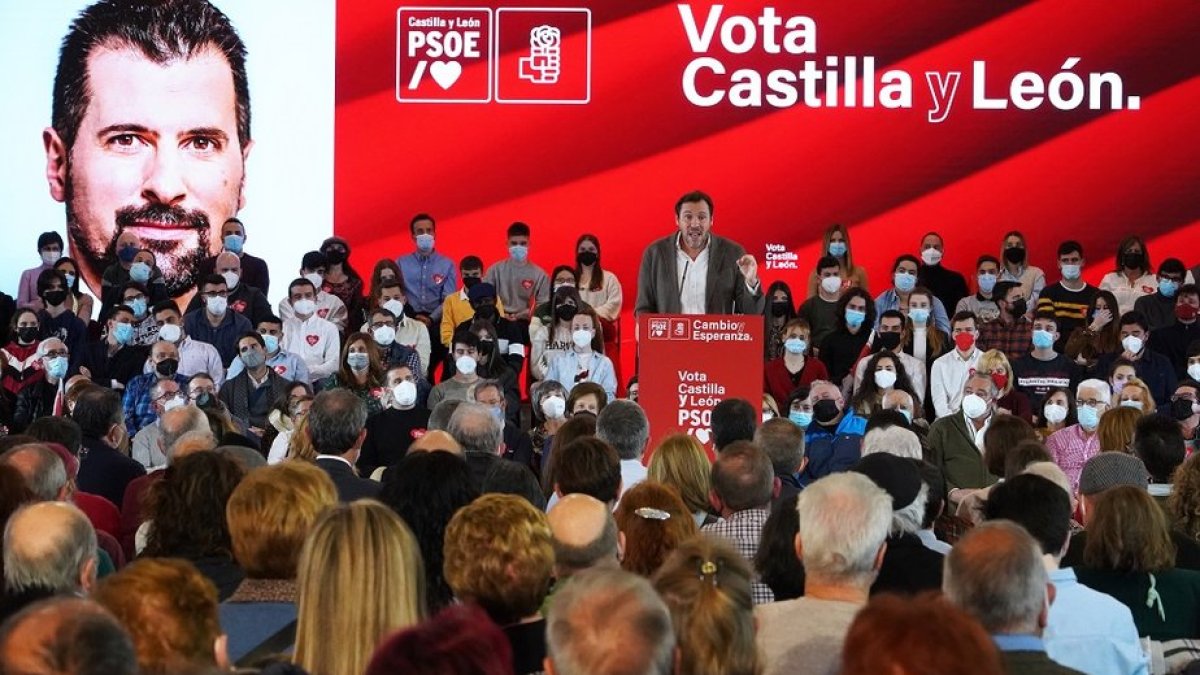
[2,210,1200,675]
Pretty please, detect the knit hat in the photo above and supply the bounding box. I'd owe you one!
[852,453,922,509]
[467,282,497,303]
[1078,453,1150,496]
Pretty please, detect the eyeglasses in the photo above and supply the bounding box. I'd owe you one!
[1077,399,1106,408]
[43,350,69,359]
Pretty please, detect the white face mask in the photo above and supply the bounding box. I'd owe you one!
[456,355,477,376]
[303,273,323,289]
[157,323,182,343]
[221,271,240,290]
[874,369,897,389]
[1043,402,1068,424]
[383,299,405,318]
[206,295,228,316]
[41,250,61,266]
[920,248,943,265]
[293,298,317,316]
[373,325,397,346]
[1120,399,1144,411]
[1122,335,1145,354]
[820,275,843,295]
[572,329,593,349]
[1189,363,1200,382]
[541,395,566,420]
[392,380,418,407]
[961,393,989,420]
[162,396,185,412]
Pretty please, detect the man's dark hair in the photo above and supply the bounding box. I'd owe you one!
[891,254,919,273]
[1134,414,1187,483]
[596,400,649,461]
[409,213,435,232]
[237,330,265,350]
[816,255,840,274]
[460,255,483,272]
[306,389,367,456]
[864,409,914,435]
[1118,311,1150,333]
[300,251,327,271]
[976,254,1000,269]
[25,417,84,456]
[36,268,69,297]
[1179,284,1200,300]
[711,398,756,451]
[53,0,250,151]
[1033,310,1059,329]
[951,310,979,330]
[710,441,773,512]
[151,300,180,318]
[983,474,1071,557]
[199,274,227,292]
[992,281,1021,303]
[673,190,713,217]
[1057,240,1083,258]
[836,288,877,330]
[256,314,283,329]
[753,418,805,476]
[1160,258,1187,277]
[288,277,317,298]
[37,231,65,251]
[451,328,481,351]
[0,598,138,675]
[71,388,123,438]
[506,221,531,239]
[878,309,905,325]
[555,438,621,504]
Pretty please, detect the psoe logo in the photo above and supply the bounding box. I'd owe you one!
[495,7,591,104]
[648,318,670,340]
[397,7,493,103]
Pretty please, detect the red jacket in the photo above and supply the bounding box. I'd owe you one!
[764,356,829,407]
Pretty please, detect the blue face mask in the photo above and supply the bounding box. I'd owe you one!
[491,406,505,424]
[889,407,913,423]
[224,234,245,254]
[262,333,280,354]
[129,262,151,283]
[128,298,147,319]
[347,352,370,372]
[1077,405,1100,430]
[1032,329,1055,349]
[113,322,134,346]
[63,273,76,288]
[784,337,807,355]
[828,241,847,257]
[1159,279,1179,298]
[509,245,529,263]
[845,308,866,329]
[416,233,435,253]
[978,273,997,294]
[45,356,68,380]
[789,410,813,429]
[117,245,138,263]
[894,271,917,293]
[909,308,931,325]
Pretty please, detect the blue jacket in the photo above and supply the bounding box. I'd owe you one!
[800,410,866,485]
[545,351,617,399]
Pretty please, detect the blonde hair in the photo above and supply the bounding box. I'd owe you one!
[1115,377,1154,412]
[976,350,1014,396]
[1170,453,1200,542]
[286,414,318,463]
[226,462,336,579]
[762,394,780,418]
[294,501,426,675]
[444,494,554,625]
[652,535,761,675]
[647,434,712,515]
[1098,406,1141,453]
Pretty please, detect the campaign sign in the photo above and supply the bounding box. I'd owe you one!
[495,7,591,104]
[639,314,763,460]
[397,6,492,103]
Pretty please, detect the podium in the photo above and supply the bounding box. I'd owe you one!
[638,314,764,460]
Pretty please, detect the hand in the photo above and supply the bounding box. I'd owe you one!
[79,366,92,380]
[737,254,758,285]
[413,314,432,327]
[1089,309,1112,331]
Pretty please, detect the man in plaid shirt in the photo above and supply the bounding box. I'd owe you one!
[979,281,1033,362]
[122,340,189,437]
[700,441,776,604]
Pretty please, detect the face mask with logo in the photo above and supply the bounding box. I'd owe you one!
[383,299,405,318]
[894,272,917,293]
[572,329,593,349]
[1032,329,1055,350]
[874,369,897,389]
[789,410,813,429]
[347,352,370,372]
[158,323,182,343]
[415,234,435,253]
[1061,264,1082,281]
[820,275,842,295]
[977,273,997,294]
[1043,402,1068,424]
[221,271,240,290]
[909,308,930,326]
[393,380,418,407]
[845,308,866,329]
[509,245,529,263]
[293,299,317,316]
[373,325,397,346]
[921,248,943,266]
[224,234,245,254]
[206,296,228,317]
[262,334,280,354]
[577,251,598,266]
[45,356,68,380]
[1122,335,1145,354]
[1159,279,1180,298]
[1077,405,1100,430]
[541,395,566,420]
[784,337,807,355]
[961,393,989,420]
[241,349,266,369]
[129,262,152,283]
[112,322,134,346]
[828,241,847,257]
[155,358,179,378]
[456,355,477,376]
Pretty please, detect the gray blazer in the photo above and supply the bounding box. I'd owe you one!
[634,233,764,315]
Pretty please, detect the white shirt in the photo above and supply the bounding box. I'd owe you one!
[1098,271,1157,316]
[267,430,291,465]
[278,291,348,331]
[930,347,982,418]
[676,236,711,315]
[282,314,341,382]
[178,336,226,387]
[963,409,992,450]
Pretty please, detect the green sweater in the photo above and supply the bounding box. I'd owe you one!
[1074,567,1200,640]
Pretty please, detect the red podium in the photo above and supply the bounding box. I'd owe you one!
[638,314,764,461]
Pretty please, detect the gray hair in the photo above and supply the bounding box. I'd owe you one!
[796,472,891,587]
[1077,378,1112,403]
[891,483,929,536]
[943,520,1048,634]
[552,515,621,576]
[159,405,212,460]
[448,401,502,456]
[862,426,922,461]
[4,502,97,593]
[472,378,504,402]
[546,567,675,675]
[429,399,465,431]
[3,444,68,501]
[596,401,650,461]
[753,417,806,475]
[307,388,368,455]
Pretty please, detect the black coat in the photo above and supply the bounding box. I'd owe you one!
[870,532,945,596]
[316,456,381,502]
[77,435,146,509]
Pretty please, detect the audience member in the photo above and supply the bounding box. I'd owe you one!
[613,481,697,577]
[0,597,138,675]
[700,441,776,604]
[448,401,544,508]
[365,604,513,675]
[754,417,806,503]
[547,493,622,579]
[595,400,649,498]
[2,501,97,621]
[646,433,714,527]
[307,388,379,501]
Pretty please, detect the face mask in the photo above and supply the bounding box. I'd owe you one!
[155,358,179,378]
[921,248,943,266]
[474,304,498,322]
[845,308,866,329]
[876,332,902,351]
[874,369,897,389]
[1172,397,1200,422]
[129,262,151,283]
[1123,251,1145,270]
[954,332,976,352]
[112,322,134,346]
[1032,329,1055,350]
[990,372,1009,391]
[42,289,67,307]
[1077,405,1100,430]
[262,333,280,353]
[1120,399,1144,411]
[1061,264,1081,281]
[194,391,212,407]
[221,271,240,290]
[789,410,813,429]
[490,406,505,424]
[894,272,916,293]
[1177,304,1199,323]
[63,272,76,288]
[770,300,791,317]
[961,394,989,420]
[41,250,61,266]
[909,308,930,325]
[241,348,266,369]
[128,298,147,319]
[828,241,847,257]
[383,299,405,318]
[462,276,481,289]
[118,245,138,264]
[45,356,68,380]
[1122,335,1144,354]
[157,323,182,343]
[393,380,419,407]
[555,304,578,322]
[577,251,598,266]
[572,329,593,349]
[813,398,841,425]
[16,327,38,344]
[224,234,245,254]
[977,273,997,294]
[1043,402,1068,424]
[293,298,317,316]
[784,337,807,355]
[820,275,842,295]
[206,296,228,317]
[347,352,370,372]
[893,407,914,423]
[456,355,477,376]
[324,248,347,266]
[1189,363,1200,381]
[477,339,496,356]
[303,272,324,289]
[1003,247,1026,265]
[509,245,529,263]
[541,395,566,420]
[1008,298,1028,318]
[415,234,435,253]
[373,325,397,346]
[553,283,575,294]
[1159,279,1179,298]
[162,396,185,412]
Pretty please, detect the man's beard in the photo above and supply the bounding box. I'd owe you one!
[67,197,213,298]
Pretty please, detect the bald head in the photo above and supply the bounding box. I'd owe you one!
[2,444,68,501]
[158,405,213,461]
[215,251,241,273]
[943,521,1049,635]
[170,431,218,462]
[0,598,137,675]
[408,429,463,456]
[4,502,97,594]
[548,494,620,577]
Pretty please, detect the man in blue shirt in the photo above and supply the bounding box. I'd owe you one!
[800,381,865,485]
[397,213,457,380]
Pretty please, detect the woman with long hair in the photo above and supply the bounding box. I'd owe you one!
[294,501,426,675]
[1098,406,1141,454]
[1038,387,1077,439]
[530,284,589,382]
[647,434,714,527]
[574,233,622,323]
[850,350,920,419]
[763,281,797,359]
[53,256,94,322]
[320,236,365,320]
[819,287,875,385]
[318,332,386,416]
[1065,290,1123,377]
[1099,235,1156,315]
[1,309,43,402]
[806,223,868,297]
[998,230,1046,307]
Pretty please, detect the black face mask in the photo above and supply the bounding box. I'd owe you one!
[462,276,482,289]
[555,304,578,322]
[770,301,791,317]
[155,358,179,378]
[16,327,38,344]
[477,339,496,356]
[42,290,67,307]
[1009,298,1028,318]
[1003,247,1026,265]
[474,304,497,322]
[323,249,347,265]
[1123,251,1145,270]
[813,398,841,425]
[577,251,598,266]
[876,332,902,351]
[1172,397,1198,421]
